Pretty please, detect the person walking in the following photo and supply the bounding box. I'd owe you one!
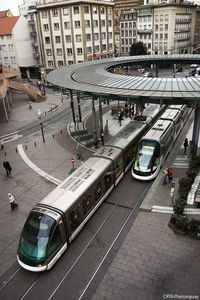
[8,193,18,210]
[3,161,12,176]
[183,138,189,154]
[28,101,32,109]
[167,167,173,187]
[3,161,9,176]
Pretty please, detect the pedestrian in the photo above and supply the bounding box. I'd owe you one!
[183,138,189,154]
[167,167,173,187]
[3,161,9,176]
[3,161,12,176]
[162,168,168,185]
[28,101,32,109]
[8,193,18,210]
[6,161,12,175]
[118,111,122,126]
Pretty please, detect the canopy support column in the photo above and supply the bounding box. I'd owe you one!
[192,106,200,156]
[99,96,104,146]
[2,97,9,121]
[77,92,82,122]
[92,97,98,149]
[70,90,76,123]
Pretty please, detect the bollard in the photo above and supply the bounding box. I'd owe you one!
[34,142,37,147]
[60,130,62,134]
[45,111,47,116]
[15,148,17,153]
[1,144,4,150]
[52,134,54,138]
[4,152,6,156]
[25,145,28,150]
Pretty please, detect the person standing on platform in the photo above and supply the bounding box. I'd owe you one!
[183,138,189,154]
[3,161,9,176]
[167,167,173,187]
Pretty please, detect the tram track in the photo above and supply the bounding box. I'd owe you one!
[0,174,151,300]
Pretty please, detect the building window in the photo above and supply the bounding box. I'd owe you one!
[48,60,54,67]
[42,11,47,18]
[67,48,73,55]
[100,7,105,14]
[76,35,82,42]
[164,33,168,40]
[86,34,91,41]
[74,6,79,14]
[68,60,73,65]
[108,20,112,27]
[84,5,89,14]
[55,36,61,43]
[87,46,92,53]
[75,21,80,28]
[58,61,63,66]
[52,9,58,17]
[77,48,83,55]
[165,24,168,30]
[64,22,70,29]
[63,7,69,15]
[94,33,99,40]
[108,32,112,39]
[4,57,9,64]
[101,20,105,27]
[85,20,90,27]
[102,32,106,39]
[94,45,99,53]
[65,35,71,43]
[109,43,113,50]
[102,44,106,51]
[43,24,49,31]
[108,7,111,15]
[93,20,98,27]
[93,6,97,14]
[54,23,60,30]
[56,48,62,56]
[45,37,50,44]
[46,49,52,56]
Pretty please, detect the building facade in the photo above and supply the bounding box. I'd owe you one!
[0,12,35,71]
[37,0,115,70]
[19,0,41,67]
[120,11,137,56]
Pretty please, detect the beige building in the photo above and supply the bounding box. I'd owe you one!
[153,3,196,54]
[37,0,115,70]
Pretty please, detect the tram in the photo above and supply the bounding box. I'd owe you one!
[132,105,190,181]
[17,104,165,272]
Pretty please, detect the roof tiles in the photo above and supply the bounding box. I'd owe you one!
[0,16,19,36]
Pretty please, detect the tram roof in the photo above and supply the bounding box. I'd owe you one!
[47,54,200,104]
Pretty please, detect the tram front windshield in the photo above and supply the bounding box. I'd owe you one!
[133,140,160,176]
[18,211,56,266]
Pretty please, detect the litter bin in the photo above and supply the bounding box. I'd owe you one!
[189,140,193,153]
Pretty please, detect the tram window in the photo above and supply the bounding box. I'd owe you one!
[47,226,62,258]
[104,168,113,192]
[82,192,94,217]
[125,145,132,167]
[115,155,124,179]
[69,204,82,233]
[94,181,103,203]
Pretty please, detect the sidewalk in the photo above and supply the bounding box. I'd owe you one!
[0,90,199,299]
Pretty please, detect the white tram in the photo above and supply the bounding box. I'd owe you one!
[132,105,190,181]
[17,104,165,271]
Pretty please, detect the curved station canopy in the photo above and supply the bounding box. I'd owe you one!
[47,54,200,105]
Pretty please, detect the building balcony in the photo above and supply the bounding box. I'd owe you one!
[137,29,152,34]
[30,32,37,38]
[175,19,191,24]
[32,42,38,48]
